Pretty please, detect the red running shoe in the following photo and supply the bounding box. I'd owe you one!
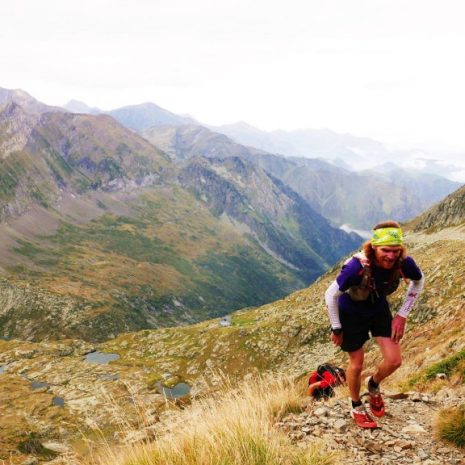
[368,383,385,418]
[351,405,378,429]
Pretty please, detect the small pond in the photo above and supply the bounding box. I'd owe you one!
[84,351,120,365]
[0,366,4,375]
[155,381,191,399]
[52,396,65,408]
[31,380,50,390]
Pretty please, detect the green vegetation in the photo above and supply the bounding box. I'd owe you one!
[5,185,309,340]
[99,157,123,179]
[436,404,465,449]
[232,312,257,327]
[75,177,92,193]
[0,156,26,200]
[192,247,300,311]
[30,184,50,207]
[407,349,465,387]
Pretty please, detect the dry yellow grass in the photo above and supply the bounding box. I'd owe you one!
[79,374,338,465]
[435,404,465,449]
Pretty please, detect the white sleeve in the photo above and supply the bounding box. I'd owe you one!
[325,280,343,329]
[396,272,425,318]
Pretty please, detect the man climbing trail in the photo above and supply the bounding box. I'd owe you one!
[324,221,424,428]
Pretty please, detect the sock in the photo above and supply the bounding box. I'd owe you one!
[352,399,362,409]
[368,376,379,391]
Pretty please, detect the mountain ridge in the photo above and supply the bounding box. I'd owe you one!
[143,123,461,229]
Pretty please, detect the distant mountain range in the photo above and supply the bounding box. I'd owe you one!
[63,99,195,129]
[61,96,465,182]
[1,85,462,341]
[142,124,461,229]
[210,121,465,183]
[60,98,462,227]
[210,121,388,170]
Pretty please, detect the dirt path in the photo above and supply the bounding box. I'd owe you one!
[408,226,465,246]
[279,388,465,464]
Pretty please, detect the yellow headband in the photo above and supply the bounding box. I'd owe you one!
[371,227,403,246]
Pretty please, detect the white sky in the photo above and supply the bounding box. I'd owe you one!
[2,0,465,152]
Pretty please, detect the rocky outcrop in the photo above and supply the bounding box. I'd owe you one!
[413,184,465,231]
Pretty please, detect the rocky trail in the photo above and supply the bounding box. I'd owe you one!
[279,387,465,465]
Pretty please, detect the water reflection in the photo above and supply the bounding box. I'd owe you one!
[84,352,120,364]
[31,381,50,390]
[52,397,65,408]
[156,381,191,399]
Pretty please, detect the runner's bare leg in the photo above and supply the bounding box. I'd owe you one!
[372,336,402,384]
[347,347,365,401]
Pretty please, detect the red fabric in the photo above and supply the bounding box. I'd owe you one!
[308,372,319,385]
[308,370,336,388]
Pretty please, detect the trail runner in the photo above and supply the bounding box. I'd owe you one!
[325,221,424,428]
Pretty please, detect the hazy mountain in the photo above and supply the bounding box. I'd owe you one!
[65,98,465,182]
[365,163,463,210]
[107,103,196,131]
[395,155,465,183]
[143,124,460,229]
[211,121,465,183]
[62,99,196,131]
[0,86,64,115]
[63,99,101,114]
[211,121,389,169]
[142,124,268,162]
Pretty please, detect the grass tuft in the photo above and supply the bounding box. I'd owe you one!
[435,404,465,449]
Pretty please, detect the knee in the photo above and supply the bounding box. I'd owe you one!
[387,356,402,371]
[349,360,364,375]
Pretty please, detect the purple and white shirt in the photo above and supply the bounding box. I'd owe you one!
[325,256,424,329]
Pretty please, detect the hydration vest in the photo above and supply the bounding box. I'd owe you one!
[345,252,408,302]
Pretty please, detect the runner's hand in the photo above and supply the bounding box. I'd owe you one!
[391,315,406,343]
[331,332,343,346]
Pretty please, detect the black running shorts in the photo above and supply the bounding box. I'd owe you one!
[339,303,392,352]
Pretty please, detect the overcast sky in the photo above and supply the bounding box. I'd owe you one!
[2,0,465,152]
